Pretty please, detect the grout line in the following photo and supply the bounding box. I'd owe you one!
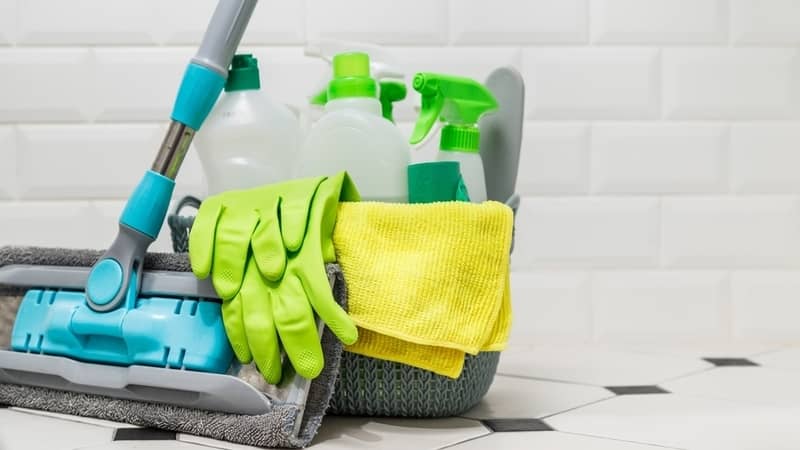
[540,395,617,420]
[558,430,687,449]
[436,429,493,450]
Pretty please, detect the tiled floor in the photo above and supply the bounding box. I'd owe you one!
[1,342,798,450]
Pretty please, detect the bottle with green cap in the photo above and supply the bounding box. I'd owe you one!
[194,53,300,195]
[409,72,498,203]
[295,52,409,202]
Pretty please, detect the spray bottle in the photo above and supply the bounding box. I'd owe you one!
[409,73,498,203]
[304,40,406,123]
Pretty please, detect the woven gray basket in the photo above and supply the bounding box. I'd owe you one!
[167,197,505,417]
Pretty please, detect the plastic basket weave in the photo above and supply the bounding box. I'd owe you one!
[167,197,505,417]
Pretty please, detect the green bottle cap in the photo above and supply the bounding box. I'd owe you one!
[225,54,261,92]
[440,124,480,153]
[328,52,377,100]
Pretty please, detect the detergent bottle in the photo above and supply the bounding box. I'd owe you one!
[194,54,300,194]
[295,52,409,202]
[303,40,406,126]
[409,73,498,203]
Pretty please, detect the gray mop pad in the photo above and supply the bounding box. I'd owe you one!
[0,246,346,448]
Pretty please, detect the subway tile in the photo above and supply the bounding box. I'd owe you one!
[0,126,16,199]
[307,0,448,45]
[92,48,194,122]
[592,0,726,44]
[18,0,158,45]
[0,49,92,122]
[517,122,589,195]
[451,0,587,44]
[732,0,800,44]
[18,124,161,200]
[390,47,523,122]
[730,123,800,193]
[513,197,660,269]
[592,271,730,342]
[509,271,592,343]
[591,123,727,194]
[0,0,16,44]
[156,0,304,45]
[663,48,800,119]
[0,201,115,250]
[662,196,800,268]
[524,48,659,119]
[732,271,800,340]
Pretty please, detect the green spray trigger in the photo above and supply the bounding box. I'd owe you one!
[409,73,498,148]
[379,80,407,123]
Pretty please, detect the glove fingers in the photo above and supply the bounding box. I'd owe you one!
[252,198,286,282]
[301,263,358,346]
[273,276,325,380]
[241,264,282,384]
[280,176,325,252]
[212,207,259,300]
[221,294,252,364]
[188,198,223,279]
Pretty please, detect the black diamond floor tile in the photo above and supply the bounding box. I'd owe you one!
[606,385,670,395]
[703,357,759,367]
[482,418,553,432]
[114,428,177,441]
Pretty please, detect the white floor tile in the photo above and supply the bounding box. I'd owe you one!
[309,417,489,449]
[753,346,800,371]
[178,434,263,450]
[0,409,114,450]
[462,375,613,420]
[448,431,678,449]
[663,366,800,407]
[11,407,139,429]
[547,393,800,450]
[76,442,206,449]
[616,340,785,359]
[498,344,712,386]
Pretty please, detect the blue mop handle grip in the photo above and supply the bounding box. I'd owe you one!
[171,0,258,130]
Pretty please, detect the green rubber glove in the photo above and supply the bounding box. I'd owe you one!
[230,172,360,382]
[189,177,325,301]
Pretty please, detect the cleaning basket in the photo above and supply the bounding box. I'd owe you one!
[167,196,515,418]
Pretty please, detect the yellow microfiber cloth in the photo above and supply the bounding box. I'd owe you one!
[332,201,514,378]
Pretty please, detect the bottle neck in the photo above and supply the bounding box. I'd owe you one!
[325,97,382,116]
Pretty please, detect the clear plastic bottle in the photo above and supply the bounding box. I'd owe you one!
[295,52,409,202]
[194,54,300,195]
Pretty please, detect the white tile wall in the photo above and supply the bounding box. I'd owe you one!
[591,123,728,194]
[731,0,800,44]
[2,1,800,343]
[662,197,800,268]
[663,48,800,119]
[730,123,800,193]
[0,126,16,199]
[450,0,588,44]
[732,271,800,340]
[591,0,727,44]
[514,197,660,268]
[524,47,659,119]
[592,271,730,342]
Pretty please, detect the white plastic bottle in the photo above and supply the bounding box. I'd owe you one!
[295,52,409,202]
[436,150,487,203]
[194,54,300,195]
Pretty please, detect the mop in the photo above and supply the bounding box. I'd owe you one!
[0,1,343,447]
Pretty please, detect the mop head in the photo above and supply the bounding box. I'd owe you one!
[0,246,346,449]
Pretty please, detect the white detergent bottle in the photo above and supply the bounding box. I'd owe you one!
[194,54,300,195]
[409,72,499,203]
[295,52,409,202]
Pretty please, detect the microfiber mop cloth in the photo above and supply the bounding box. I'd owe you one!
[333,201,514,378]
[0,246,346,449]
